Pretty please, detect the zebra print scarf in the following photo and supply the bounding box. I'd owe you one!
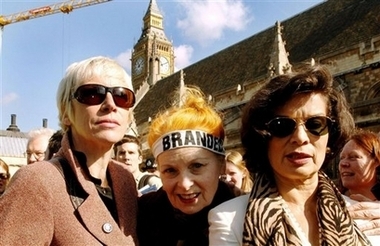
[242,172,371,245]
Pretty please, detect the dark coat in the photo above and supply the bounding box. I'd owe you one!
[137,181,235,246]
[0,134,139,245]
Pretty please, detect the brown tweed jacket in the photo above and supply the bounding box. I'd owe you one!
[0,134,138,245]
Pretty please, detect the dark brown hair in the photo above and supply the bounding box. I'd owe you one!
[114,135,142,156]
[240,65,355,174]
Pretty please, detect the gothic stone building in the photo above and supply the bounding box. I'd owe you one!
[132,0,380,168]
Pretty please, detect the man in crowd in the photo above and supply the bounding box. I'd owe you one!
[114,135,162,194]
[26,128,55,164]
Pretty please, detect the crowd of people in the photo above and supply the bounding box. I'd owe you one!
[1,56,380,245]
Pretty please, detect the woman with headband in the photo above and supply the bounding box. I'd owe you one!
[137,85,235,246]
[0,56,138,245]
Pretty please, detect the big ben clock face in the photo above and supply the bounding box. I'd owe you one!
[160,56,169,74]
[134,57,145,75]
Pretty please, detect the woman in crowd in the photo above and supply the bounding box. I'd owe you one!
[224,150,253,194]
[209,65,371,245]
[0,159,10,196]
[339,128,380,201]
[137,85,236,246]
[0,56,138,245]
[339,129,380,244]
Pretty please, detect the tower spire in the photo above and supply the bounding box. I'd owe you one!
[268,21,292,77]
[145,0,162,19]
[140,0,168,40]
[131,0,174,94]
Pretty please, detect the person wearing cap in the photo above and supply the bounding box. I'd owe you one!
[137,85,236,246]
[0,56,138,245]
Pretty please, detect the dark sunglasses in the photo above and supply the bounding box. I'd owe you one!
[0,173,8,180]
[266,116,334,138]
[73,84,135,109]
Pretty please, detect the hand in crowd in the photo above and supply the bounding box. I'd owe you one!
[347,194,380,236]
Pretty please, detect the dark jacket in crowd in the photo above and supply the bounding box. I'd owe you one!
[137,181,235,246]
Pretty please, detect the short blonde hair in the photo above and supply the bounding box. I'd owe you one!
[148,85,225,153]
[56,56,133,132]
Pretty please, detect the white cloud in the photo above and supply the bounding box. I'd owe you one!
[114,49,132,72]
[176,0,251,46]
[174,44,194,71]
[1,92,18,105]
[114,49,132,83]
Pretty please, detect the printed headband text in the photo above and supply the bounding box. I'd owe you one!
[152,130,225,158]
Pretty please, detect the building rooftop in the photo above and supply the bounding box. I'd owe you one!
[134,0,380,126]
[0,130,28,158]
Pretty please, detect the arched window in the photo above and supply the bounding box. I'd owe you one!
[365,81,380,100]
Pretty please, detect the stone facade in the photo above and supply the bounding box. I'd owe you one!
[132,0,380,169]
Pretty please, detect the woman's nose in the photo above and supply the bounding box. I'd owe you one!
[339,159,349,167]
[290,124,310,145]
[101,93,117,111]
[177,174,193,190]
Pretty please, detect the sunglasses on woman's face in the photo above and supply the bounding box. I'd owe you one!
[72,84,135,109]
[0,173,8,180]
[265,116,334,138]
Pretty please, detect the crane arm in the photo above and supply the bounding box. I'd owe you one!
[0,0,112,27]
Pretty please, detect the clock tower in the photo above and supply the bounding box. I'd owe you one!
[131,0,174,91]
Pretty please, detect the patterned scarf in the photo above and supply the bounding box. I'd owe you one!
[242,172,372,245]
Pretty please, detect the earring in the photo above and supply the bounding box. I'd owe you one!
[326,147,331,154]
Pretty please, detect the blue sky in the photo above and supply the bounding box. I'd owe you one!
[0,0,324,133]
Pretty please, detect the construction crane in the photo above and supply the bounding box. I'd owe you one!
[0,0,112,29]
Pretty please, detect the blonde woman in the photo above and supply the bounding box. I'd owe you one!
[224,150,253,193]
[0,56,138,245]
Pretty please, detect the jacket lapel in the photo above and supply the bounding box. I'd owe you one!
[76,191,135,245]
[108,161,138,234]
[57,136,137,245]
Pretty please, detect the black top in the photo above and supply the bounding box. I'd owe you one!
[73,149,118,223]
[137,181,235,246]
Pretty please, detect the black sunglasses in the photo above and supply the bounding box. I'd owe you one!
[73,84,135,109]
[266,116,334,138]
[0,173,8,180]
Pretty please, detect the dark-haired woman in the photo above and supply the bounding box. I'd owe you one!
[209,65,371,245]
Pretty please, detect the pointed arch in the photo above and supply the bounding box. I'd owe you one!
[365,81,380,100]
